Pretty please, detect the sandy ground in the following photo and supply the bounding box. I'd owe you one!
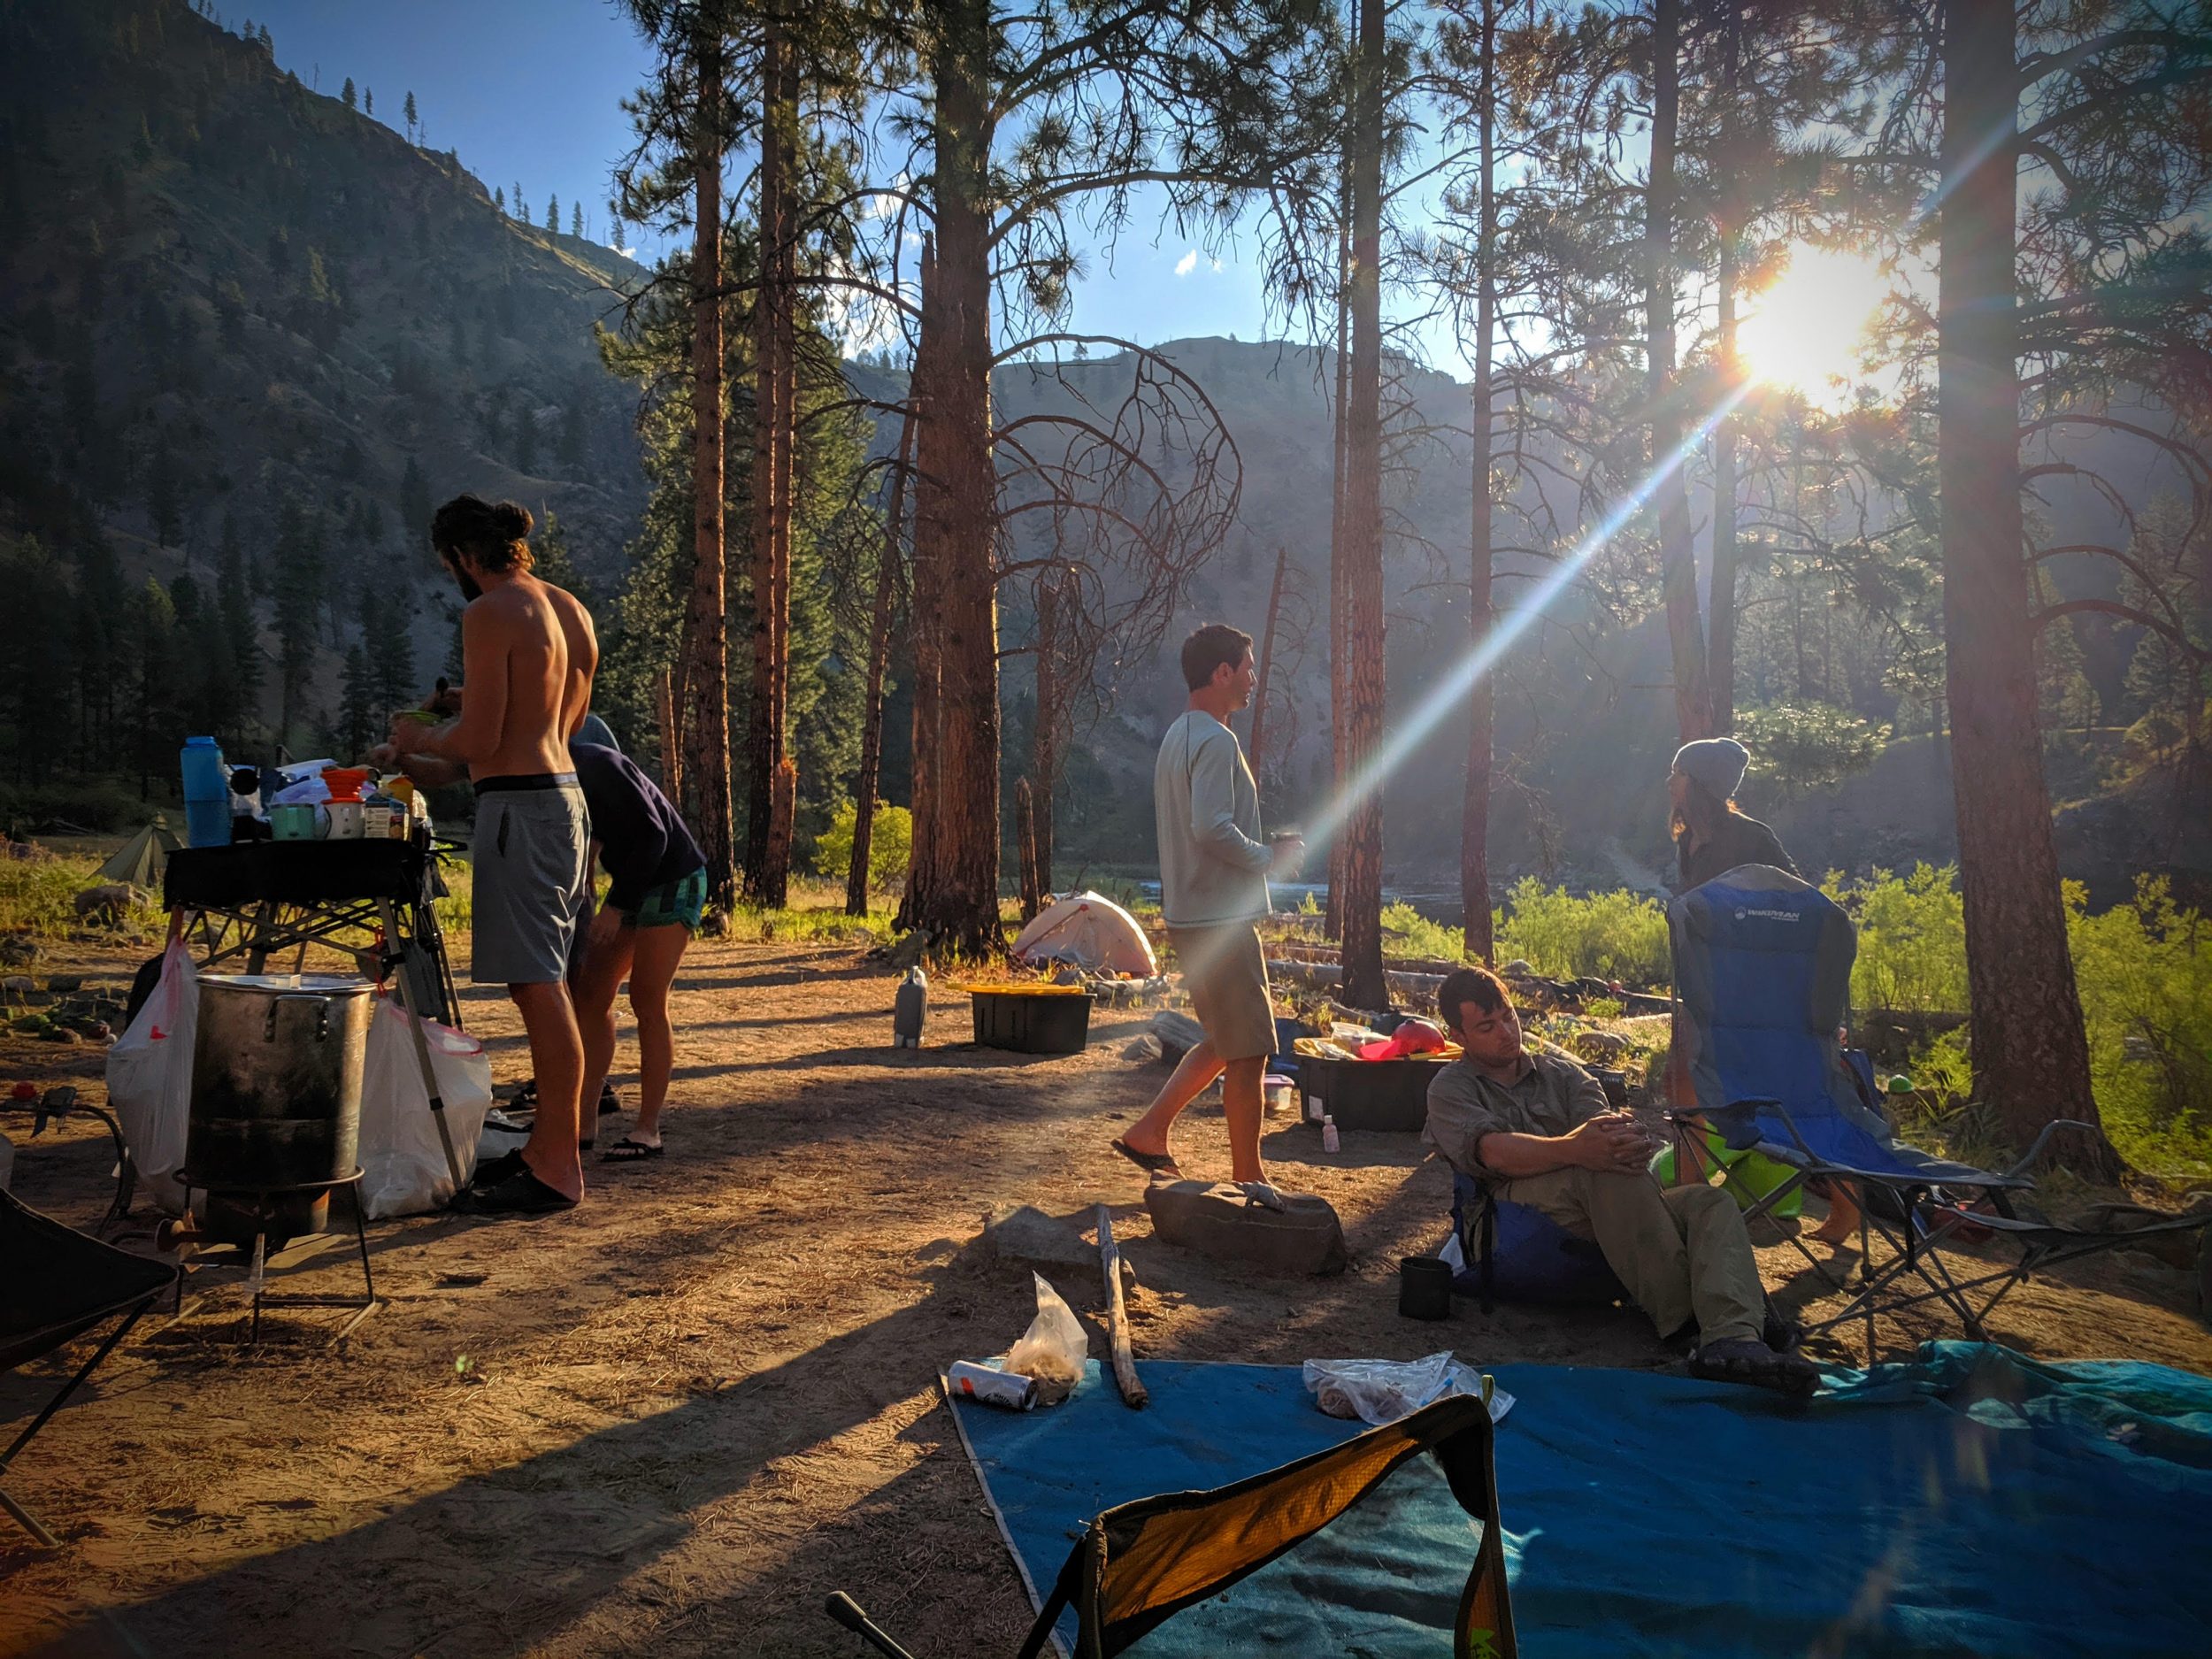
[3,936,2208,1658]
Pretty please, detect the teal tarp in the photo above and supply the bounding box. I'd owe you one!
[949,1343,2212,1657]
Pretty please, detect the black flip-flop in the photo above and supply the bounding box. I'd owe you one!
[1110,1139,1181,1180]
[455,1167,577,1216]
[601,1137,664,1163]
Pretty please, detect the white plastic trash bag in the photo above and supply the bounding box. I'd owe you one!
[105,941,199,1216]
[358,998,492,1217]
[1302,1352,1516,1427]
[1004,1271,1089,1404]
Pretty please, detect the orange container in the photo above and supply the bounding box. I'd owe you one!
[320,767,374,802]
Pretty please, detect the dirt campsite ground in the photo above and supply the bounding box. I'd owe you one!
[4,933,2209,1658]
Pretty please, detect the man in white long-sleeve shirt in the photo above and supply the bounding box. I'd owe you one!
[1112,625,1303,1192]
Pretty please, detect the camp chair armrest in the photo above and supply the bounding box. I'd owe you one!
[2002,1119,2101,1181]
[1682,1098,1782,1155]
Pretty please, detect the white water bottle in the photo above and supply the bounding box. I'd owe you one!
[1320,1115,1340,1154]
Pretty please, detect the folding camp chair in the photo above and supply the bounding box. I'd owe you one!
[826,1391,1517,1659]
[1449,1170,1627,1312]
[0,1187,179,1546]
[1666,864,2210,1356]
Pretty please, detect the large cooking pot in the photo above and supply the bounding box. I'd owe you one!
[185,972,373,1246]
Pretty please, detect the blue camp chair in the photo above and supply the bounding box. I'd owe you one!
[1448,1171,1628,1311]
[1669,864,2116,1356]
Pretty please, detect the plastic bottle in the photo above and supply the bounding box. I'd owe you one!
[1320,1115,1340,1155]
[180,736,231,848]
[893,965,927,1048]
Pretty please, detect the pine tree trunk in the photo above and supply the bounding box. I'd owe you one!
[1248,545,1288,780]
[1938,0,2116,1177]
[849,408,913,917]
[764,755,796,903]
[1015,776,1042,923]
[896,243,940,935]
[1338,0,1389,1013]
[1707,5,1741,737]
[1646,0,1709,743]
[1325,158,1352,943]
[764,37,799,904]
[1709,233,1740,736]
[744,26,796,908]
[657,662,682,805]
[1462,0,1497,966]
[1032,567,1059,891]
[681,20,736,919]
[908,11,1004,958]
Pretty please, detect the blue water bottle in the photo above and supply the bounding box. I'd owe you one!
[180,736,231,848]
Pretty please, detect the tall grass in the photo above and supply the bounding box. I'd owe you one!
[0,852,164,942]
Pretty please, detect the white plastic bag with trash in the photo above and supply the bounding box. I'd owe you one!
[105,940,199,1215]
[1302,1353,1516,1427]
[1003,1271,1090,1405]
[357,997,493,1217]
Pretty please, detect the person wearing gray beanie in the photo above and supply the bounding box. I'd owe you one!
[1668,738,1798,894]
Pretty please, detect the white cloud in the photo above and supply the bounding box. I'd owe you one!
[1173,250,1199,277]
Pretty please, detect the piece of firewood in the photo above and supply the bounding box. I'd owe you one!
[1096,1203,1148,1409]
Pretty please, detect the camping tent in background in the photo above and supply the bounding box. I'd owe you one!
[96,820,179,890]
[1013,891,1158,978]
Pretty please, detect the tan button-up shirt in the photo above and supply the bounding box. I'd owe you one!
[1423,1049,1610,1186]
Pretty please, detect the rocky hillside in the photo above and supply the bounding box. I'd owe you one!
[0,0,647,747]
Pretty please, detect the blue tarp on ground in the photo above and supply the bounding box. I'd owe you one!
[949,1343,2212,1657]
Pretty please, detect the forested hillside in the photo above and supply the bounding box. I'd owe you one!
[0,0,645,812]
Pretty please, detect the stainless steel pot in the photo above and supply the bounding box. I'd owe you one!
[186,972,373,1245]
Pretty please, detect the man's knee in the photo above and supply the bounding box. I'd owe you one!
[1671,1182,1749,1227]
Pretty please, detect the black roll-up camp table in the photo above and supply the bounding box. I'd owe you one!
[163,835,463,1029]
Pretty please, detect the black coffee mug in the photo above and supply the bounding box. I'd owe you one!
[1399,1255,1454,1320]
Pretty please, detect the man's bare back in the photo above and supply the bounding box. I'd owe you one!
[448,574,599,780]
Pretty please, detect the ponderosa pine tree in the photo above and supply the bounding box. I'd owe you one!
[883,0,1333,956]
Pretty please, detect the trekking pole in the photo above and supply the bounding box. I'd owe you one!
[825,1593,919,1659]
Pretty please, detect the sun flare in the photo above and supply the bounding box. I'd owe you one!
[1737,246,1890,407]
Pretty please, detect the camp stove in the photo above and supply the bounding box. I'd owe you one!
[172,972,379,1341]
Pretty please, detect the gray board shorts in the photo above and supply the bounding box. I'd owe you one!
[471,778,591,985]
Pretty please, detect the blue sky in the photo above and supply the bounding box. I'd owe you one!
[241,2,1448,369]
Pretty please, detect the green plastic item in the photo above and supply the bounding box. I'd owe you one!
[1649,1131,1803,1217]
[1886,1074,1916,1094]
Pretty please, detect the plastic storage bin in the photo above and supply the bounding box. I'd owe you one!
[968,988,1094,1055]
[1294,1052,1442,1133]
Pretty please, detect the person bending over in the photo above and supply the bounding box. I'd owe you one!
[389,495,599,1216]
[1425,965,1815,1394]
[1110,624,1302,1205]
[567,741,703,1164]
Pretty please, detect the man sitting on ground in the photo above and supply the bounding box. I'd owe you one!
[1425,965,1815,1394]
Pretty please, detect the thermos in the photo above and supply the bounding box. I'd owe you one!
[893,966,927,1048]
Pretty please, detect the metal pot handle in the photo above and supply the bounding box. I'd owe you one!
[265,994,331,1043]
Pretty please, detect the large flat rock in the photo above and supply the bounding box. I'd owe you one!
[1144,1180,1348,1277]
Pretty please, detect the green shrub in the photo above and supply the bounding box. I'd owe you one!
[1824,864,1967,1013]
[1379,900,1466,963]
[1836,865,2212,1179]
[1492,879,1671,986]
[2067,877,2212,1178]
[811,801,912,893]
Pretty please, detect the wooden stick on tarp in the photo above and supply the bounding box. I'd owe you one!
[1096,1204,1148,1409]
